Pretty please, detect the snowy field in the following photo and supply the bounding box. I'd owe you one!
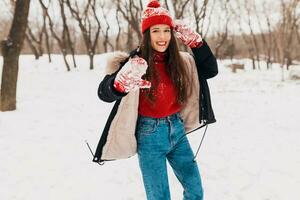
[0,54,300,200]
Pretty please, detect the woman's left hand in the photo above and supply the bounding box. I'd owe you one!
[174,20,203,48]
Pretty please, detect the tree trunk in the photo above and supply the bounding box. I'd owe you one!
[59,0,77,68]
[89,54,94,70]
[44,26,52,63]
[62,52,71,71]
[42,14,52,62]
[25,33,40,60]
[251,56,256,70]
[127,26,133,50]
[1,0,31,111]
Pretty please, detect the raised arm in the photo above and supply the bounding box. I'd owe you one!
[174,21,218,79]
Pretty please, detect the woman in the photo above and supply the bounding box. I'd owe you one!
[92,1,218,199]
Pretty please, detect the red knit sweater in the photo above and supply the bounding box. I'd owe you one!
[138,51,181,118]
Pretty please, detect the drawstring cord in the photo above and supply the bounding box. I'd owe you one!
[193,124,208,162]
[85,140,104,165]
[86,119,208,165]
[176,122,209,162]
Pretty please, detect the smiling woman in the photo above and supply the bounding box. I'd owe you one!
[93,0,218,199]
[149,24,171,52]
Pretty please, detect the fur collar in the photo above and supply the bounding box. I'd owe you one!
[105,51,129,74]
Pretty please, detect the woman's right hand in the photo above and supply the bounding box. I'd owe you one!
[113,57,151,93]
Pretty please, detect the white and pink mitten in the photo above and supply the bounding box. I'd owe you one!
[174,20,203,48]
[113,57,151,93]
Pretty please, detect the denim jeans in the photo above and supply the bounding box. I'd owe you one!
[136,112,203,200]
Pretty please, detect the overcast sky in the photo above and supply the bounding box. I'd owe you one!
[0,0,290,36]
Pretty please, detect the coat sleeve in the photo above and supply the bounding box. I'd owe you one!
[98,72,127,103]
[191,40,218,79]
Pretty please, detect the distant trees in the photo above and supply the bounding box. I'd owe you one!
[0,0,299,71]
[0,0,299,111]
[39,0,75,71]
[115,0,143,50]
[276,0,299,69]
[65,0,102,70]
[227,0,299,71]
[213,0,231,59]
[1,0,31,111]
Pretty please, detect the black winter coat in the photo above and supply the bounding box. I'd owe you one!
[93,40,218,164]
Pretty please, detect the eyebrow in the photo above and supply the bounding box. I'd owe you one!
[151,27,171,31]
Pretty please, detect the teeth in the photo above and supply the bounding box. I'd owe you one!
[157,42,166,45]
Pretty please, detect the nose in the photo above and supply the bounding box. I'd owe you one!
[158,32,167,40]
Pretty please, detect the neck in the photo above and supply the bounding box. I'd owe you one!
[153,49,167,63]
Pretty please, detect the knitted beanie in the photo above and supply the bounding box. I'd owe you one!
[141,0,173,33]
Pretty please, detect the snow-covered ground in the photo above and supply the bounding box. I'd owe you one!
[0,55,300,200]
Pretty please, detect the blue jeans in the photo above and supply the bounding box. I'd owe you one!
[136,113,203,200]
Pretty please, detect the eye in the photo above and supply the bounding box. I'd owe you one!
[151,30,158,33]
[164,29,171,32]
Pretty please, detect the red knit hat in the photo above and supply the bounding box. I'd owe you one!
[141,0,173,33]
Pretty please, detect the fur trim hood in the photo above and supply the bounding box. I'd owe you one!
[105,51,129,75]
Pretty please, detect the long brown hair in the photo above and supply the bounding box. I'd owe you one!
[140,29,191,105]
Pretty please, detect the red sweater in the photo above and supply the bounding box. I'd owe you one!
[138,52,181,118]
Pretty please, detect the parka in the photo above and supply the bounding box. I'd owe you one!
[92,40,218,164]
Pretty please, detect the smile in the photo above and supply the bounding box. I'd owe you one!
[156,41,167,46]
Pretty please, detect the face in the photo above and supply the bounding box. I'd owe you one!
[149,24,171,52]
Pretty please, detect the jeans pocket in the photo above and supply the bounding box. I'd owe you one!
[137,120,157,136]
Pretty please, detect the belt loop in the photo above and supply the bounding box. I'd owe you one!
[166,115,170,123]
[174,112,179,120]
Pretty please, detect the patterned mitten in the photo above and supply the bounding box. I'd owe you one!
[174,20,203,48]
[114,57,151,93]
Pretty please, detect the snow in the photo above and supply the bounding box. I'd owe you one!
[289,65,300,80]
[1,54,300,200]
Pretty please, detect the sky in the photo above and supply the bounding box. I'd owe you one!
[0,0,287,36]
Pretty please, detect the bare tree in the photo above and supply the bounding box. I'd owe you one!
[280,0,299,67]
[274,0,299,80]
[66,0,101,70]
[227,36,236,61]
[59,0,77,68]
[168,0,190,19]
[98,0,114,52]
[192,0,215,38]
[1,0,31,111]
[244,1,261,70]
[25,20,49,60]
[115,0,143,50]
[3,0,44,60]
[42,11,52,63]
[8,0,53,62]
[234,0,257,69]
[24,36,38,57]
[256,1,275,69]
[213,0,231,59]
[115,9,122,50]
[39,0,72,71]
